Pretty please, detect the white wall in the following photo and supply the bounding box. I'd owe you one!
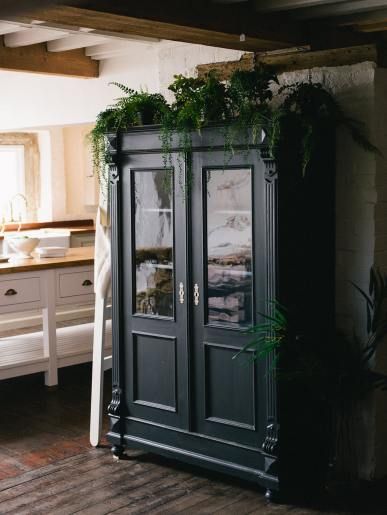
[158,42,242,100]
[0,42,159,131]
[0,41,242,221]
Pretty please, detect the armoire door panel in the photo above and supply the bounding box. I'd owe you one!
[204,342,256,430]
[191,151,267,448]
[121,152,189,429]
[133,332,177,412]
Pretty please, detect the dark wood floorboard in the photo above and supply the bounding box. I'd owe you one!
[0,360,386,513]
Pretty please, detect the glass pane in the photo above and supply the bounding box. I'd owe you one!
[206,168,253,328]
[134,170,174,317]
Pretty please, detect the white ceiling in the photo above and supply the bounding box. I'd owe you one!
[0,20,162,60]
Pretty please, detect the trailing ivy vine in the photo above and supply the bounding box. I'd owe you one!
[89,66,379,194]
[88,82,169,196]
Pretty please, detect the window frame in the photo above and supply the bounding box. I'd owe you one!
[0,133,40,221]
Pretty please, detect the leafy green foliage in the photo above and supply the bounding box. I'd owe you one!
[237,266,387,405]
[88,83,170,196]
[233,301,287,365]
[270,82,381,175]
[90,66,379,196]
[228,64,278,113]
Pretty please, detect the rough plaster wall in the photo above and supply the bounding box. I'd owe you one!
[279,63,378,479]
[158,42,243,101]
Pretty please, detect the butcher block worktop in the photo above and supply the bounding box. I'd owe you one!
[0,219,95,240]
[0,247,94,274]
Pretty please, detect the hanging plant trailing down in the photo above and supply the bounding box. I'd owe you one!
[88,82,170,196]
[160,72,232,193]
[269,81,381,175]
[89,66,379,195]
[226,64,278,151]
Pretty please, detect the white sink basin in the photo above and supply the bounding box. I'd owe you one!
[6,236,40,258]
[3,229,71,255]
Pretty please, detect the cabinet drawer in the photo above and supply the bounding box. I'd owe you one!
[58,270,94,298]
[0,277,41,306]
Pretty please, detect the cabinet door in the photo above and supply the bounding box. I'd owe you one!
[190,150,267,448]
[121,152,189,429]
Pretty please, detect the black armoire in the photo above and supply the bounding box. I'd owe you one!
[106,126,335,499]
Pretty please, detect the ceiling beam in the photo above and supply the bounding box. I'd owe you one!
[286,0,387,19]
[354,20,387,32]
[197,43,385,79]
[11,3,305,52]
[0,37,99,77]
[0,21,27,36]
[47,33,107,52]
[254,0,349,13]
[4,27,68,47]
[85,39,157,60]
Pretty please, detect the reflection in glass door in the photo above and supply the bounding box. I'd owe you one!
[133,170,174,318]
[205,168,253,328]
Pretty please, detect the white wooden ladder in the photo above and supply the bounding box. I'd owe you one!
[90,294,112,447]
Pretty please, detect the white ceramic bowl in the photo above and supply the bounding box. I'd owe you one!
[6,236,40,258]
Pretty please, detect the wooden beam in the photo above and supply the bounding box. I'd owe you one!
[254,0,349,13]
[12,4,305,52]
[0,37,99,77]
[354,21,387,32]
[197,53,255,80]
[258,43,380,72]
[197,44,383,79]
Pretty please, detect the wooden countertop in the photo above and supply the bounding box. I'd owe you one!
[0,220,95,240]
[0,247,94,275]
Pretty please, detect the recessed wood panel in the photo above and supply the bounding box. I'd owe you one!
[204,343,255,430]
[133,332,176,412]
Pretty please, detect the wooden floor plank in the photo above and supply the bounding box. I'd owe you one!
[147,482,215,514]
[213,493,269,514]
[0,449,105,492]
[3,459,156,514]
[177,491,249,514]
[58,469,180,515]
[0,452,113,503]
[108,476,211,515]
[74,469,196,515]
[0,362,384,514]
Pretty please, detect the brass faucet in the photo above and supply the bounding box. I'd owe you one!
[9,193,28,229]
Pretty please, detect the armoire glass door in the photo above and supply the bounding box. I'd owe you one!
[120,152,189,429]
[190,150,267,448]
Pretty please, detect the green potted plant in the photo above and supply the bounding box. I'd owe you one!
[235,267,387,484]
[88,82,170,194]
